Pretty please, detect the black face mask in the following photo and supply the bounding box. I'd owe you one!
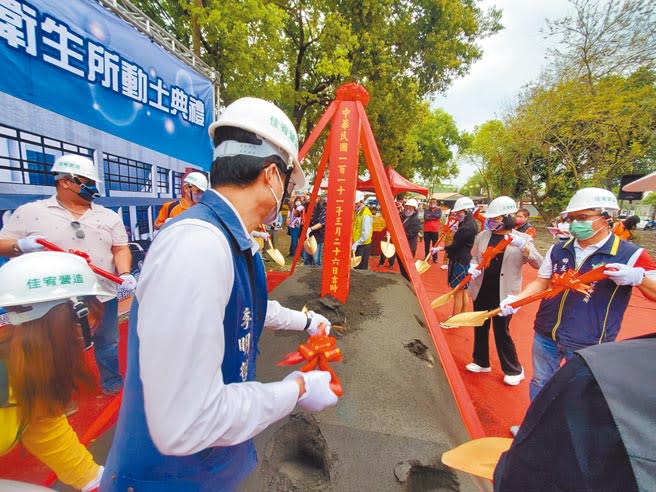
[72,177,99,201]
[502,215,516,230]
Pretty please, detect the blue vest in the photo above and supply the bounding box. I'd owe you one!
[533,235,639,349]
[101,191,268,492]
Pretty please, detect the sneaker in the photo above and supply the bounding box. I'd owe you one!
[465,362,491,373]
[440,264,448,270]
[503,368,525,386]
[510,425,520,437]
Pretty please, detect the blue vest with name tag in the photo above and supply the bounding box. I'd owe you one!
[101,191,268,492]
[533,235,638,349]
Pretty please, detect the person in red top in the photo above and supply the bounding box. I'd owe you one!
[513,208,536,239]
[423,197,442,262]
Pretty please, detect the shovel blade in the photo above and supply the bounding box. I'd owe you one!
[442,310,491,327]
[415,260,431,275]
[430,292,454,309]
[380,242,395,258]
[442,437,512,480]
[303,235,317,255]
[351,255,362,268]
[266,248,286,266]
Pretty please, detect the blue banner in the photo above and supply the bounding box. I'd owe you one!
[0,0,214,167]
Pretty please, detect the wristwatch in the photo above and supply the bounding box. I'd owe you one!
[11,242,21,256]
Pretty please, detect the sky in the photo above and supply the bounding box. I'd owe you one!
[432,0,575,186]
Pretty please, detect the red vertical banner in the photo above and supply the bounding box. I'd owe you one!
[321,101,361,303]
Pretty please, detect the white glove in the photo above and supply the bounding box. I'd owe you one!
[499,295,519,317]
[449,223,459,232]
[306,227,312,238]
[468,264,482,279]
[17,234,46,253]
[604,263,645,286]
[509,233,529,250]
[118,273,137,293]
[305,310,331,336]
[431,246,443,255]
[285,370,338,412]
[352,242,359,252]
[251,230,270,241]
[81,465,104,492]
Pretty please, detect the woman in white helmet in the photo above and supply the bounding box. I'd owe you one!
[437,197,479,319]
[465,196,543,386]
[0,252,111,491]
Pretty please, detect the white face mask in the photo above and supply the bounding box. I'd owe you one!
[263,167,283,225]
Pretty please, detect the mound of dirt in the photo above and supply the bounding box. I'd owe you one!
[242,266,485,492]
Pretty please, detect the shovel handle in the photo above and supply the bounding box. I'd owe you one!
[37,238,124,284]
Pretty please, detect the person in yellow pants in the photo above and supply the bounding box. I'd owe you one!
[0,251,113,491]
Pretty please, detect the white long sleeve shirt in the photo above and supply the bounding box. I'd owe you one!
[135,191,307,456]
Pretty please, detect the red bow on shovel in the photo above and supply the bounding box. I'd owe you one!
[277,326,344,397]
[440,264,610,328]
[431,235,513,308]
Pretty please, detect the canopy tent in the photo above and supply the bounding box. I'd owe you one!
[357,167,428,197]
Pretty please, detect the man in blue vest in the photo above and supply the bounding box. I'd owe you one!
[101,97,338,492]
[498,187,656,406]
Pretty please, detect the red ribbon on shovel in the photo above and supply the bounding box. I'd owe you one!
[277,326,344,397]
[36,238,124,284]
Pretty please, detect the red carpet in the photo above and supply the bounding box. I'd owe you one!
[375,242,656,436]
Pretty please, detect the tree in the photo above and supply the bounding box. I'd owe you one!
[128,0,501,179]
[545,0,656,89]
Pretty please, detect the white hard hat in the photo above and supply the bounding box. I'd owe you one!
[405,198,418,209]
[52,154,101,182]
[482,196,518,218]
[561,187,619,216]
[0,252,113,324]
[355,191,365,202]
[208,97,305,191]
[452,197,475,212]
[183,171,208,191]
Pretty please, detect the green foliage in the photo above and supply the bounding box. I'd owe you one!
[460,0,656,221]
[130,0,501,180]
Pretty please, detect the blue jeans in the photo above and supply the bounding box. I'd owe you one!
[289,227,300,256]
[530,332,576,401]
[94,297,122,393]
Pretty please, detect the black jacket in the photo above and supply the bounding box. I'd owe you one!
[444,214,477,264]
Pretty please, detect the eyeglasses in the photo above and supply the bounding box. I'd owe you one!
[566,214,602,222]
[71,221,85,239]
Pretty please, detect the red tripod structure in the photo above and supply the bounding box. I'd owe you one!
[289,83,484,438]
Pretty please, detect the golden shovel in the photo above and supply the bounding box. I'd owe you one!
[380,232,395,259]
[414,251,432,275]
[261,226,286,266]
[442,437,513,480]
[303,234,318,255]
[351,249,362,268]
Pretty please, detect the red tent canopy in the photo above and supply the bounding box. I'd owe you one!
[357,167,428,197]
